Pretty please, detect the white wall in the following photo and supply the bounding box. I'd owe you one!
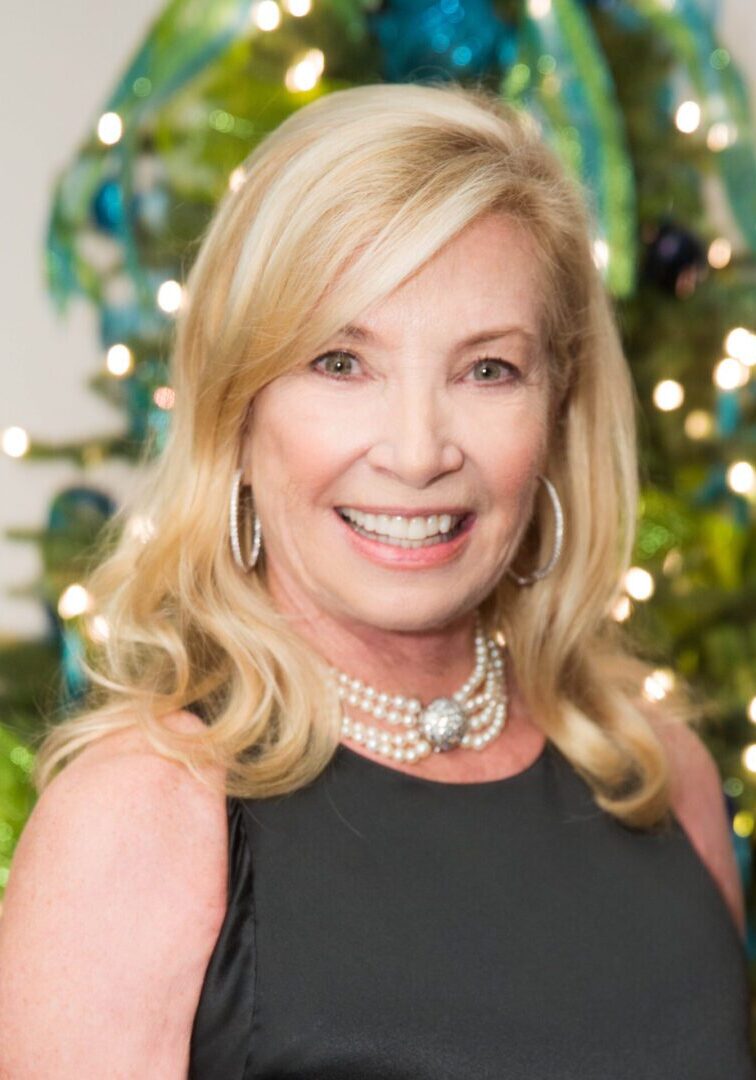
[0,0,754,636]
[0,0,162,637]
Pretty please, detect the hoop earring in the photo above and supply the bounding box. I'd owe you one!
[507,474,564,586]
[229,467,262,572]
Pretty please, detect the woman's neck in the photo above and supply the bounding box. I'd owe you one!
[266,574,480,701]
[264,572,544,784]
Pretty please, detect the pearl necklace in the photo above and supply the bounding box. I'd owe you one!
[326,616,509,766]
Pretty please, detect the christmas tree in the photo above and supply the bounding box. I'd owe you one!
[1,0,754,1022]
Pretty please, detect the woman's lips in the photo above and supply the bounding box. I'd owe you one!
[333,508,476,569]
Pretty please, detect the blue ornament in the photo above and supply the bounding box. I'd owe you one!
[92,178,125,233]
[101,302,144,344]
[44,486,118,705]
[60,623,90,705]
[369,0,518,83]
[125,356,172,453]
[48,486,116,536]
[715,388,741,438]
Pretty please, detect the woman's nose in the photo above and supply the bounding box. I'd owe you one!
[365,384,464,487]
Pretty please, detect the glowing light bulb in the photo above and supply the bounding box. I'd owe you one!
[748,696,756,724]
[153,386,175,410]
[592,238,609,271]
[675,101,701,134]
[2,426,30,458]
[706,121,735,152]
[527,0,551,17]
[624,566,654,601]
[285,49,325,92]
[652,379,684,411]
[707,237,731,268]
[157,279,184,314]
[643,669,674,703]
[714,357,749,389]
[284,0,311,13]
[742,744,756,774]
[643,676,666,703]
[229,166,247,192]
[733,811,754,838]
[611,595,632,622]
[726,461,755,495]
[88,614,110,643]
[662,549,683,576]
[127,515,156,543]
[684,410,713,440]
[58,584,91,620]
[655,668,675,691]
[97,112,123,145]
[106,343,133,377]
[725,327,756,366]
[252,0,281,30]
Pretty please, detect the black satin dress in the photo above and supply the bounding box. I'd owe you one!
[188,735,755,1079]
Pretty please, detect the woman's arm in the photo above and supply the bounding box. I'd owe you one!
[650,713,746,942]
[0,718,228,1078]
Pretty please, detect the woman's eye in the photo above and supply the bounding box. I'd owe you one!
[469,357,519,383]
[310,351,360,378]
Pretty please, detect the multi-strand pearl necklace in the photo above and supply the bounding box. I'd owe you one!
[327,617,509,766]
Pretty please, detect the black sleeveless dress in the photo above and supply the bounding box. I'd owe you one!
[188,737,755,1079]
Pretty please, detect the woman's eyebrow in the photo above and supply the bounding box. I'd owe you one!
[333,323,538,349]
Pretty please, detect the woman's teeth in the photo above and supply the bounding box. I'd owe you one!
[338,508,466,547]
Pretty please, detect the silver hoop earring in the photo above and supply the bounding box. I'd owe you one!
[229,467,262,572]
[507,474,564,586]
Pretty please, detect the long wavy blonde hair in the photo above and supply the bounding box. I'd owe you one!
[33,81,702,828]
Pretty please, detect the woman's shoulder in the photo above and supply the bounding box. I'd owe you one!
[646,710,746,941]
[67,706,220,771]
[37,706,230,923]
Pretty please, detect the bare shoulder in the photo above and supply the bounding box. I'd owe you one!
[0,710,228,1077]
[646,710,745,942]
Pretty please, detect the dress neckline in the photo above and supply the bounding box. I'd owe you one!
[336,738,550,789]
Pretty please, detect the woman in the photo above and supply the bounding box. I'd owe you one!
[0,82,752,1078]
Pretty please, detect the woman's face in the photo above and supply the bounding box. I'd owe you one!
[243,213,552,634]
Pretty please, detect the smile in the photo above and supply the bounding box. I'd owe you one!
[336,507,471,547]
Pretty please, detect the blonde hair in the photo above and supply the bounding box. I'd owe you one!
[33,81,703,827]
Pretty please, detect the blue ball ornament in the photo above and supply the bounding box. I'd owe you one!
[47,486,116,536]
[92,178,125,233]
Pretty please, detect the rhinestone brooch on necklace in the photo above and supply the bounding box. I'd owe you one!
[326,616,509,765]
